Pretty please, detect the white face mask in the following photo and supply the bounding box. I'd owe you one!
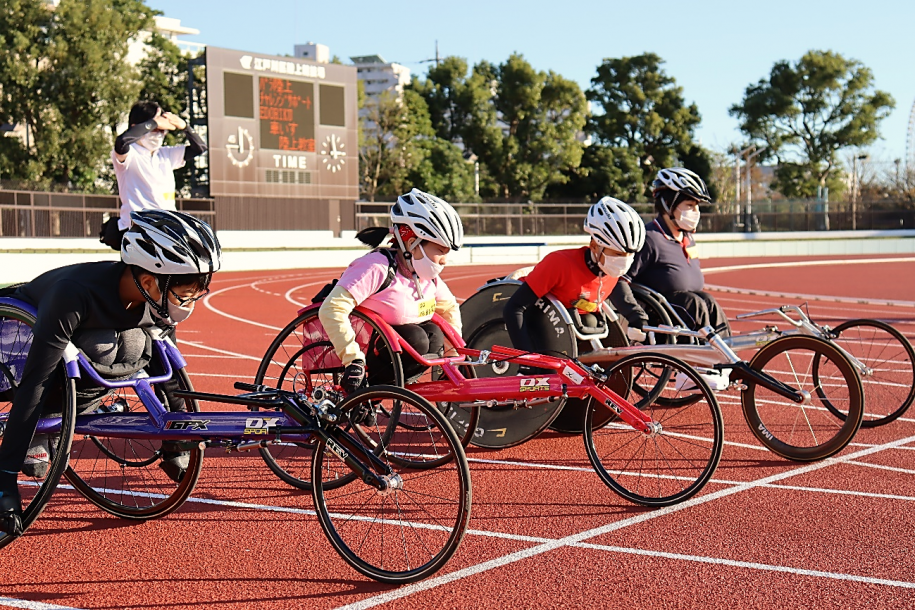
[147,298,194,325]
[411,244,445,281]
[137,131,165,152]
[675,208,701,232]
[599,253,634,278]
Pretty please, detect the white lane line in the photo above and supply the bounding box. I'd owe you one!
[754,483,915,502]
[177,339,262,362]
[846,460,915,475]
[0,599,85,610]
[704,257,915,275]
[571,543,915,589]
[203,284,285,331]
[334,433,915,610]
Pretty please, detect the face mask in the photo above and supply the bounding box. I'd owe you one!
[137,131,165,152]
[411,244,444,281]
[599,253,634,278]
[147,298,194,325]
[675,208,701,232]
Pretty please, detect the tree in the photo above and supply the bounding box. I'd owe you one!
[729,50,894,198]
[460,54,587,201]
[0,0,154,190]
[358,89,476,202]
[586,53,710,199]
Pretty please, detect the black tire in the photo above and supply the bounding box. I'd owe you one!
[630,289,676,344]
[821,319,915,428]
[584,352,723,506]
[65,368,203,519]
[254,308,401,490]
[743,335,864,462]
[414,364,480,450]
[0,303,76,549]
[312,385,472,584]
[459,282,570,448]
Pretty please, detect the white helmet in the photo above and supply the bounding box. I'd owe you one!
[391,188,464,251]
[652,167,711,213]
[584,197,646,254]
[122,210,222,275]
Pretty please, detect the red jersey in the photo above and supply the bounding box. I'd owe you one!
[523,247,618,313]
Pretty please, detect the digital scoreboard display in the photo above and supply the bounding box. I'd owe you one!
[205,46,357,199]
[258,77,315,152]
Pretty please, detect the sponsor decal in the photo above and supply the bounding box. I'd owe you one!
[244,417,281,435]
[325,437,348,461]
[520,377,550,392]
[561,365,585,385]
[165,419,210,431]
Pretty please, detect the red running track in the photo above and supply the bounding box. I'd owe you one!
[1,254,914,609]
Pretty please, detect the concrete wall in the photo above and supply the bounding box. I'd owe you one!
[1,230,914,284]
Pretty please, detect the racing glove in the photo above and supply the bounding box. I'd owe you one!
[341,359,366,393]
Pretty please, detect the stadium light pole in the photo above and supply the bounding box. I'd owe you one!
[744,145,767,232]
[735,146,754,229]
[851,153,868,230]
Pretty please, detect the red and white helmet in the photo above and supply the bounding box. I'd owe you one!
[391,188,464,251]
[584,197,646,254]
[652,167,711,213]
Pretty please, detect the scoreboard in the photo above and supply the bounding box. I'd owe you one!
[205,46,357,199]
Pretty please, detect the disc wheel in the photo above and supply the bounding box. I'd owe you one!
[65,368,203,519]
[743,335,864,462]
[254,309,400,490]
[312,385,472,584]
[821,319,915,428]
[584,352,723,507]
[0,303,76,548]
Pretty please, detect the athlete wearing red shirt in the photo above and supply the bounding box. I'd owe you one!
[504,198,646,359]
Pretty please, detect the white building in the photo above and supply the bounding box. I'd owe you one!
[350,55,412,102]
[294,42,330,64]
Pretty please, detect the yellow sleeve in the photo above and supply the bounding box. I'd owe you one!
[435,296,462,337]
[318,284,364,366]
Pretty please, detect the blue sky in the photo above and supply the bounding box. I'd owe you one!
[148,0,914,169]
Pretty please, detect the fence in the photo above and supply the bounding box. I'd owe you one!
[357,200,915,235]
[0,190,216,238]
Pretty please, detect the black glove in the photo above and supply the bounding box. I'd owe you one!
[341,359,366,393]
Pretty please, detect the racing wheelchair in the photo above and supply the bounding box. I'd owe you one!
[0,297,471,584]
[627,282,915,428]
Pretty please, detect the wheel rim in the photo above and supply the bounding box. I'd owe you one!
[585,353,723,507]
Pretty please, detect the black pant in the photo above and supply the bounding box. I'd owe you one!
[366,321,444,384]
[666,290,731,337]
[99,217,127,252]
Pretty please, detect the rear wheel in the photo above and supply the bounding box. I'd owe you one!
[254,309,400,490]
[743,335,864,461]
[312,386,472,584]
[0,303,76,548]
[65,368,203,519]
[584,352,723,507]
[823,319,915,428]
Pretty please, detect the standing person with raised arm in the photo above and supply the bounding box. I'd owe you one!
[100,101,207,250]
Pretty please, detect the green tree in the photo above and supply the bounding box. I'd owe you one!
[0,0,52,183]
[461,54,587,201]
[586,53,710,199]
[0,0,154,190]
[729,50,894,198]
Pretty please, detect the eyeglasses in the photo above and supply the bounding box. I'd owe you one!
[170,288,209,307]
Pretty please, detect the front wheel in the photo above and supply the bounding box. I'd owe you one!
[823,319,915,428]
[584,353,724,507]
[743,335,864,462]
[312,386,472,584]
[0,303,77,549]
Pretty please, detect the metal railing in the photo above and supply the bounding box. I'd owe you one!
[357,200,915,235]
[0,190,216,238]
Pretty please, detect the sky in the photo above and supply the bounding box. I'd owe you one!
[147,0,915,170]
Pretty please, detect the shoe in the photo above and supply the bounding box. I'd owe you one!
[22,435,51,479]
[674,370,730,392]
[159,442,189,483]
[0,471,22,536]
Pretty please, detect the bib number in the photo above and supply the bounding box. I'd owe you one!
[572,298,599,313]
[417,297,436,317]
